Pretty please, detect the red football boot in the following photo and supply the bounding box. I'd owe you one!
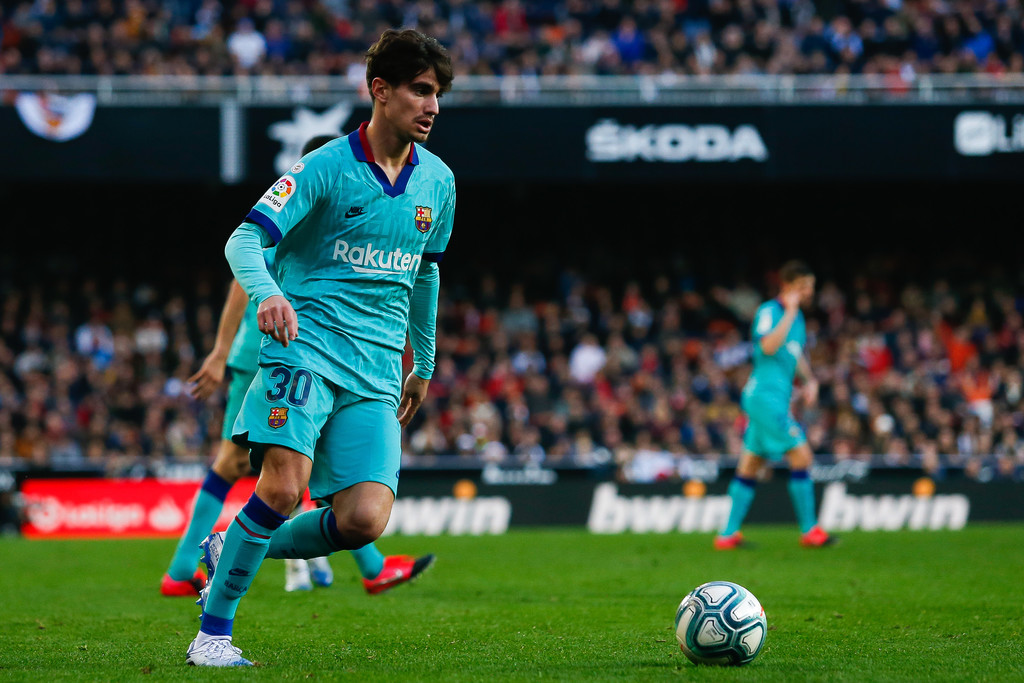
[363,554,435,595]
[800,525,838,547]
[160,568,206,597]
[713,532,755,550]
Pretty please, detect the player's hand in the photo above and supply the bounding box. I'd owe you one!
[188,351,228,400]
[397,373,430,428]
[802,378,819,406]
[257,295,299,347]
[780,289,802,311]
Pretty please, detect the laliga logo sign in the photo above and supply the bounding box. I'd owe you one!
[586,118,768,163]
[954,111,1024,156]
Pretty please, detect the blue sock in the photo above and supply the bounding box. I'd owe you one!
[720,476,757,536]
[167,470,231,581]
[788,469,818,533]
[350,543,385,579]
[265,508,357,559]
[201,494,287,636]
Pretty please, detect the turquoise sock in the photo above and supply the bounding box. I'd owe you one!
[275,501,382,576]
[350,543,385,579]
[721,476,757,536]
[788,469,818,533]
[201,494,286,635]
[167,470,231,581]
[265,508,357,559]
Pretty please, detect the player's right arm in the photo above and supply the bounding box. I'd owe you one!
[757,291,801,356]
[188,279,249,400]
[224,223,298,347]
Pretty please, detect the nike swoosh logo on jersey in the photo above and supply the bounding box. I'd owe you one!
[345,206,366,218]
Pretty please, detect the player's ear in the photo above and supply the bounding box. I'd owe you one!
[370,77,390,105]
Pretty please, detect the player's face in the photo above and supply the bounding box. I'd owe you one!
[793,275,815,306]
[380,68,442,144]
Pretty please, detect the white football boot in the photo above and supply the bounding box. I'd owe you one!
[195,532,225,611]
[284,558,313,592]
[309,556,334,587]
[186,634,252,667]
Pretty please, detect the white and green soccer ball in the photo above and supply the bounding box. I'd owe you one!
[674,581,767,666]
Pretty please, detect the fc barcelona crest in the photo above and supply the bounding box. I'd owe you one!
[268,407,289,429]
[415,206,432,233]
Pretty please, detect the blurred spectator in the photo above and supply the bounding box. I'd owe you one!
[1,241,1022,485]
[569,333,606,384]
[226,18,266,71]
[4,0,1024,78]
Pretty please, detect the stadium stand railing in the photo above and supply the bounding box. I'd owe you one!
[4,73,1024,105]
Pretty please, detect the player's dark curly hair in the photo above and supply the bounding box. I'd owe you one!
[779,260,814,283]
[365,29,453,100]
[302,134,339,156]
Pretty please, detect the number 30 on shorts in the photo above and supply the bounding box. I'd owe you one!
[265,367,313,407]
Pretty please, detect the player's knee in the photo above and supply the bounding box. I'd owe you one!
[211,442,252,483]
[230,448,253,477]
[788,445,813,470]
[216,455,250,481]
[737,453,764,478]
[333,505,388,546]
[256,481,305,516]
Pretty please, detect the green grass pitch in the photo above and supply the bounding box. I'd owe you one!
[1,525,1022,682]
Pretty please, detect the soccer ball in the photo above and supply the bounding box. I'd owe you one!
[674,581,766,666]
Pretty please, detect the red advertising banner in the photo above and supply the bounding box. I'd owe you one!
[20,478,311,539]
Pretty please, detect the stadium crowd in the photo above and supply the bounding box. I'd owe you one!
[2,0,1024,79]
[0,250,1022,484]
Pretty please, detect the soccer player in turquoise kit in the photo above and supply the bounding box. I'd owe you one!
[162,134,433,599]
[185,29,455,666]
[715,260,836,550]
[163,273,434,597]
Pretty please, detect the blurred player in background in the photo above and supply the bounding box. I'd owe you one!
[162,134,434,600]
[185,28,456,666]
[158,277,261,597]
[715,260,837,549]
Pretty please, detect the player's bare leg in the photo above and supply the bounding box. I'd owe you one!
[329,481,394,548]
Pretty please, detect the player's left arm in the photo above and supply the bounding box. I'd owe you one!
[398,179,455,428]
[796,354,818,406]
[399,260,438,427]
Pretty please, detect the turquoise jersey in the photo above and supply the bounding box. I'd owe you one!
[743,300,805,400]
[243,123,456,407]
[225,303,260,375]
[225,248,277,375]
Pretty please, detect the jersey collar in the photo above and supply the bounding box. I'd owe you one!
[348,121,419,198]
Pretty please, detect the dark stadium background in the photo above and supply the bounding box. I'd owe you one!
[8,177,1014,300]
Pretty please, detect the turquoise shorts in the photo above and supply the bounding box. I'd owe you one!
[221,366,257,441]
[741,390,806,461]
[231,364,402,500]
